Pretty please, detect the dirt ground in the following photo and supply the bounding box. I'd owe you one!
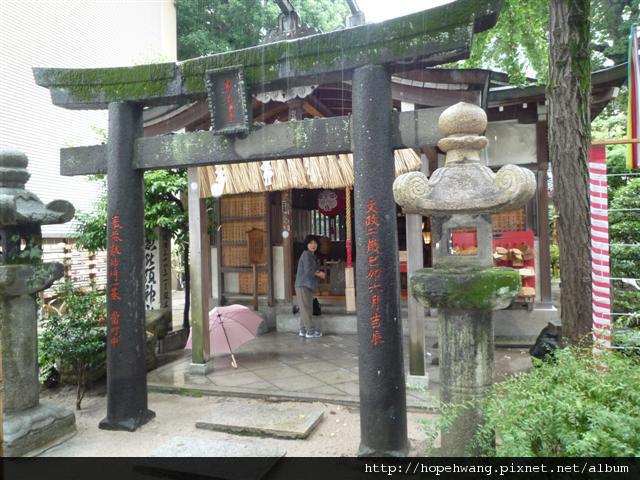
[39,386,436,457]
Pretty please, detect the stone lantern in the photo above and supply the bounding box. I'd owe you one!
[0,148,76,456]
[393,103,536,456]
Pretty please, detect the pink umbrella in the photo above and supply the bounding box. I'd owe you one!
[185,304,263,368]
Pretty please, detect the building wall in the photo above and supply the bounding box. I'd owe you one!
[0,0,177,237]
[485,120,537,167]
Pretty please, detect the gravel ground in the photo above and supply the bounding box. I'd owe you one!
[39,386,436,457]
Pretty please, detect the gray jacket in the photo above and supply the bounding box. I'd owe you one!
[295,250,318,291]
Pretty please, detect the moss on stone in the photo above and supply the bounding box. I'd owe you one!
[411,266,520,311]
[35,63,178,104]
[291,121,309,148]
[36,63,176,87]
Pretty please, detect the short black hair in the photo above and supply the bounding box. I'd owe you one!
[303,234,318,246]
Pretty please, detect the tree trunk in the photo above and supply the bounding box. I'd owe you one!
[76,363,85,410]
[547,0,592,344]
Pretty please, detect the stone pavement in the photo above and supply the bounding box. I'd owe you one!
[195,402,324,439]
[147,332,533,410]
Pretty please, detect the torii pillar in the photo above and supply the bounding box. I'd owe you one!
[353,65,408,456]
[99,102,155,431]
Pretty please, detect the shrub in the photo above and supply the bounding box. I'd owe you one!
[424,348,640,456]
[39,281,107,409]
[609,179,640,317]
[613,328,640,361]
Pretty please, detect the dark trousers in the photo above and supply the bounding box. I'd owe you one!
[295,286,316,331]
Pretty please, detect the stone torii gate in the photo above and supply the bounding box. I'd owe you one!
[33,0,502,456]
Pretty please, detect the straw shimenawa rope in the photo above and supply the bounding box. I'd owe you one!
[198,148,422,198]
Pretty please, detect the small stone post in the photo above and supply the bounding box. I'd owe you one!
[353,64,409,457]
[0,148,76,456]
[393,103,536,456]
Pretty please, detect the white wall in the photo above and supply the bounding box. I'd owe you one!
[0,0,176,237]
[485,120,537,167]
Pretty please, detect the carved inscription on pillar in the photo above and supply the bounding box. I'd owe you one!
[108,214,123,346]
[144,229,172,311]
[365,197,384,346]
[144,239,159,310]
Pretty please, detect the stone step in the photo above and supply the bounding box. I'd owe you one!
[195,402,324,440]
[278,306,558,344]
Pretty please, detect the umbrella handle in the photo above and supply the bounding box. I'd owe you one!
[220,320,238,369]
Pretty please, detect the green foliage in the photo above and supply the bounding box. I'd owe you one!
[74,179,108,253]
[609,179,640,316]
[142,169,189,247]
[613,327,640,361]
[550,243,560,278]
[605,144,635,195]
[480,348,640,456]
[4,234,44,264]
[424,348,640,456]
[75,170,188,253]
[39,281,107,409]
[457,0,639,85]
[176,0,349,60]
[459,0,549,85]
[591,0,640,67]
[610,179,640,243]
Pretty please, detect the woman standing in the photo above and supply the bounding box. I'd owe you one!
[295,235,325,338]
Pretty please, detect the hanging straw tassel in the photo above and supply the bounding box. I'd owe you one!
[270,159,290,191]
[246,162,265,192]
[196,148,421,197]
[337,154,354,186]
[198,167,214,197]
[305,156,321,187]
[287,158,308,187]
[324,155,347,187]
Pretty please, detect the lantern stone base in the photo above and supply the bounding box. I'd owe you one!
[411,267,520,311]
[3,402,76,457]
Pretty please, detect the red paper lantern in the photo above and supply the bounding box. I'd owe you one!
[317,189,344,217]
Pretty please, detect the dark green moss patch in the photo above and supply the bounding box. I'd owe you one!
[411,266,520,311]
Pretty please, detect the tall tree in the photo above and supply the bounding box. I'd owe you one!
[547,0,593,343]
[176,0,349,60]
[460,0,639,85]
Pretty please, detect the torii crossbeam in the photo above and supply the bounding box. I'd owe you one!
[33,0,502,456]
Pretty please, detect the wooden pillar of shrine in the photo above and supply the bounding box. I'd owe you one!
[187,167,212,372]
[536,119,553,304]
[402,103,427,377]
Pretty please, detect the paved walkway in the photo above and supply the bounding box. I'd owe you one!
[148,332,533,410]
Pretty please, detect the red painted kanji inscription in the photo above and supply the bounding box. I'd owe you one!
[365,198,384,346]
[108,214,124,346]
